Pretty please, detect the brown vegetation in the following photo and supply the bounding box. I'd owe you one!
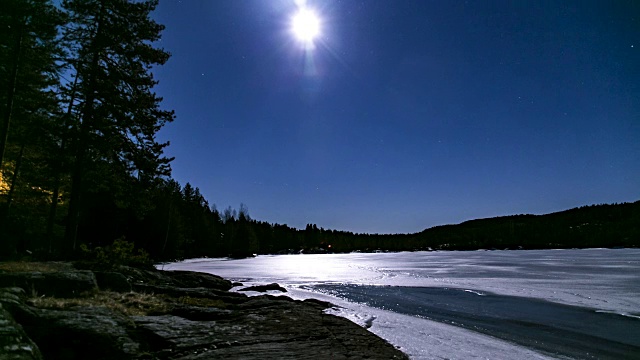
[27,291,171,316]
[0,261,74,273]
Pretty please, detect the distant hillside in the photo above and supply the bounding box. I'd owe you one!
[410,200,640,250]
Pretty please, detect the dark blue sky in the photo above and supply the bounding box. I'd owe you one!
[151,0,639,234]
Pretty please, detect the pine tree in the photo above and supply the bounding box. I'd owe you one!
[232,204,258,257]
[60,0,174,251]
[0,0,65,256]
[0,0,63,196]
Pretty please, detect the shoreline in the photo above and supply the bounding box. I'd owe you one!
[162,249,640,359]
[0,262,408,359]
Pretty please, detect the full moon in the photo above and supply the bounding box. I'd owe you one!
[291,8,320,43]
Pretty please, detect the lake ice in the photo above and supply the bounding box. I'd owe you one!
[161,248,640,359]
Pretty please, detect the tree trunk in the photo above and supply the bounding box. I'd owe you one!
[161,198,173,256]
[64,6,105,253]
[47,73,80,253]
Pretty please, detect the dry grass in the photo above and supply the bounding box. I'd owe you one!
[28,291,171,316]
[0,261,74,273]
[177,296,227,309]
[4,261,229,315]
[27,292,227,316]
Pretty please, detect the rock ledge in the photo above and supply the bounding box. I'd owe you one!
[0,264,408,359]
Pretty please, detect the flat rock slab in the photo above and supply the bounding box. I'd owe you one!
[133,297,407,359]
[0,271,97,298]
[132,283,248,304]
[0,303,43,360]
[0,266,408,360]
[20,306,141,359]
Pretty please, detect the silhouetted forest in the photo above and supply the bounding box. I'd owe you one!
[1,0,638,261]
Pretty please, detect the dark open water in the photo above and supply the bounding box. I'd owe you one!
[314,284,640,359]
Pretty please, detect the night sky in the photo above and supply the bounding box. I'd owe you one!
[150,0,639,234]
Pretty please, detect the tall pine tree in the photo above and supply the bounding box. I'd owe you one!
[0,0,63,199]
[60,0,174,251]
[0,0,65,256]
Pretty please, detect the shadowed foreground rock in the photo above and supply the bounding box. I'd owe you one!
[0,270,97,298]
[0,264,407,359]
[0,288,42,360]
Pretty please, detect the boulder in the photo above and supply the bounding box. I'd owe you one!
[114,266,233,291]
[163,270,232,290]
[238,283,287,293]
[302,298,335,310]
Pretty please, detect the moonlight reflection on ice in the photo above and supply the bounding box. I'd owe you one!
[163,249,640,359]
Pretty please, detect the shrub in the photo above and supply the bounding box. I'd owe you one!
[79,237,152,269]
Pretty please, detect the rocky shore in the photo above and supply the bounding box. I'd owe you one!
[0,262,408,359]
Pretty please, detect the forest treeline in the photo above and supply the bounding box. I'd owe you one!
[1,0,638,262]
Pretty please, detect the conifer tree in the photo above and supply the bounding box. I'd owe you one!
[0,0,65,255]
[0,0,63,195]
[60,0,174,251]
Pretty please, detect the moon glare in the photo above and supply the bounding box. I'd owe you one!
[291,8,320,43]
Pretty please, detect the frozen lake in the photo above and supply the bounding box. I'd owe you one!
[162,248,640,359]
